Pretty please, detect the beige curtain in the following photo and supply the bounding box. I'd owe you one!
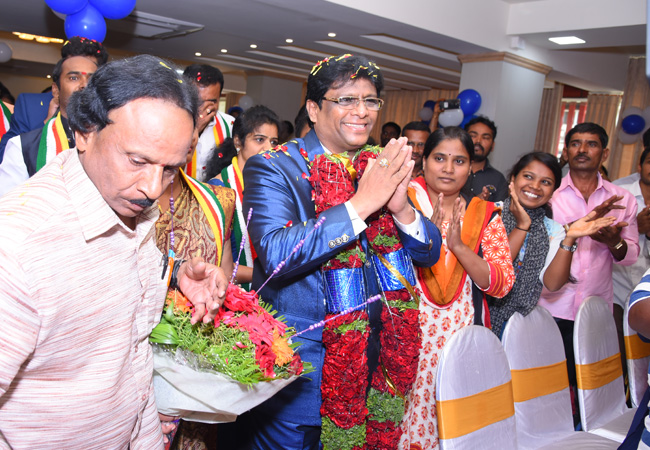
[585,93,622,172]
[370,89,459,143]
[225,92,243,112]
[609,57,648,179]
[534,82,563,154]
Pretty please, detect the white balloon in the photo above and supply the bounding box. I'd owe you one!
[52,9,66,20]
[621,106,644,119]
[418,107,434,121]
[0,42,12,63]
[618,128,639,145]
[238,95,254,111]
[438,109,464,127]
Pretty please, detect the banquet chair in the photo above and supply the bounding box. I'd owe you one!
[624,298,650,407]
[574,296,636,442]
[436,325,518,449]
[502,306,618,449]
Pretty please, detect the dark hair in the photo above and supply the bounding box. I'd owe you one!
[67,55,199,135]
[0,81,15,105]
[183,64,224,91]
[382,121,401,135]
[61,36,109,65]
[565,122,608,148]
[204,105,280,180]
[509,152,562,191]
[402,121,431,135]
[294,104,311,137]
[464,115,497,140]
[640,146,650,166]
[305,54,383,126]
[52,36,109,87]
[423,126,474,161]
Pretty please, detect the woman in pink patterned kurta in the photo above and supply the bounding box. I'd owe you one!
[401,127,515,450]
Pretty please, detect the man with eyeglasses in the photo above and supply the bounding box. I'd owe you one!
[240,53,441,450]
[402,120,431,179]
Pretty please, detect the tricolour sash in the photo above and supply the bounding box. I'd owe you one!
[180,169,227,266]
[221,156,255,286]
[407,177,494,307]
[0,101,11,138]
[186,113,233,179]
[37,113,70,172]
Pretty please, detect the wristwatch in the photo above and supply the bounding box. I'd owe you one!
[559,242,577,253]
[612,239,625,250]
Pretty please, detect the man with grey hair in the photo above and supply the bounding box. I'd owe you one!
[0,55,228,449]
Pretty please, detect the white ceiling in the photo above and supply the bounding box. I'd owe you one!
[0,0,646,94]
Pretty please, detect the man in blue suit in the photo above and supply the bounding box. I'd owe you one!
[242,54,441,450]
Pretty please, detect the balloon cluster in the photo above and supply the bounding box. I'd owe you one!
[238,95,254,111]
[418,89,482,128]
[618,106,650,145]
[46,0,136,42]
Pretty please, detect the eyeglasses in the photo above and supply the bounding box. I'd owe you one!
[322,96,384,111]
[407,141,426,149]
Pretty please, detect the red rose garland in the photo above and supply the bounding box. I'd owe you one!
[309,153,369,450]
[354,147,422,450]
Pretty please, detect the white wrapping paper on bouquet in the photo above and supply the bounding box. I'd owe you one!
[153,346,298,423]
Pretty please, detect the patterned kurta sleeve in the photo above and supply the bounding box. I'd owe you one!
[480,214,515,298]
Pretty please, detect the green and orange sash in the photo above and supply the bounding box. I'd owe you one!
[0,101,11,139]
[407,178,494,307]
[180,169,227,266]
[221,156,255,289]
[37,113,70,172]
[186,113,232,179]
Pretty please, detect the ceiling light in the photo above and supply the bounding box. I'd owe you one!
[12,32,64,44]
[548,36,586,45]
[328,32,336,37]
[250,44,257,49]
[46,75,51,78]
[195,52,202,57]
[221,49,228,53]
[285,38,293,43]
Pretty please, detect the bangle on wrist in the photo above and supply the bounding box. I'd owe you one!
[559,241,577,252]
[515,225,530,232]
[168,259,186,290]
[611,239,624,251]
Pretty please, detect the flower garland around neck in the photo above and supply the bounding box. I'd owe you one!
[354,146,422,450]
[309,152,369,450]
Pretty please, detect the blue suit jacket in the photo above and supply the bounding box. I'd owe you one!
[242,129,441,426]
[0,92,52,162]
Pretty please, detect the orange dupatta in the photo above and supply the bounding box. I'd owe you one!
[407,178,494,307]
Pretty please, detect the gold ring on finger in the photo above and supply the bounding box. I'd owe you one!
[378,157,390,168]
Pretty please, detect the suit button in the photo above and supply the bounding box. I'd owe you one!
[366,261,371,268]
[335,237,342,245]
[328,240,335,248]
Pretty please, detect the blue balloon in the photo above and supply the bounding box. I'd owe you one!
[65,4,106,42]
[46,0,88,15]
[423,100,437,110]
[89,0,136,20]
[621,114,646,135]
[460,114,479,129]
[457,89,482,116]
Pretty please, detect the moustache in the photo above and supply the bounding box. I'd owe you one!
[474,143,485,153]
[131,198,155,208]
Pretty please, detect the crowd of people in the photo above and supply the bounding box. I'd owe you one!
[1,38,650,450]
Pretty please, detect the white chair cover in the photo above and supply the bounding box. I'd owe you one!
[624,298,650,407]
[436,325,518,450]
[574,296,635,442]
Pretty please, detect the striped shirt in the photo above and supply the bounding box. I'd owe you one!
[0,149,166,449]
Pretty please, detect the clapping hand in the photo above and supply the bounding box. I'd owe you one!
[446,197,465,254]
[508,182,531,231]
[429,192,445,229]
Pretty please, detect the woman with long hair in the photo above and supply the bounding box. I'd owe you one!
[400,126,516,449]
[205,105,280,289]
[488,151,616,337]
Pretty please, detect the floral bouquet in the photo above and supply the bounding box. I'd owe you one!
[151,283,312,423]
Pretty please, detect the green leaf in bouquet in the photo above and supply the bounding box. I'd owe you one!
[333,318,369,334]
[149,322,179,345]
[386,299,419,312]
[371,234,399,248]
